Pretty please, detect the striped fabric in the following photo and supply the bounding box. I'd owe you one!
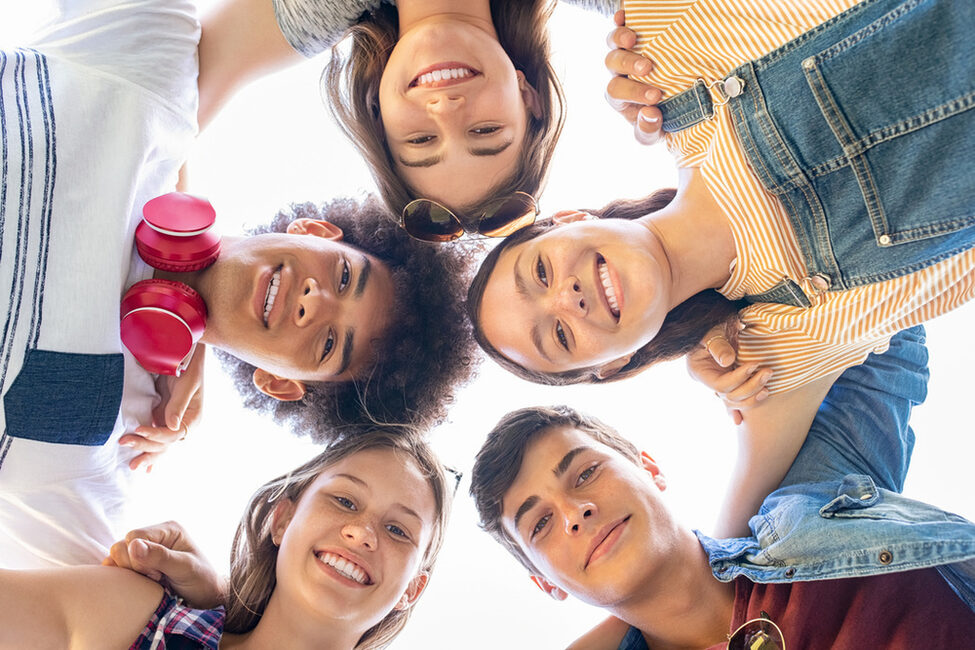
[624,0,975,394]
[0,47,59,459]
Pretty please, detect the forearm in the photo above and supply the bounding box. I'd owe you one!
[197,0,304,130]
[713,373,840,537]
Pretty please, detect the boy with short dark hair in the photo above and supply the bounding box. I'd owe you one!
[472,328,975,647]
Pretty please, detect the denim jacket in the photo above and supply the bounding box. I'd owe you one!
[699,327,975,609]
[618,328,975,649]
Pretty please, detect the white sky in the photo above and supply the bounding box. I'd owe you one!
[4,3,974,648]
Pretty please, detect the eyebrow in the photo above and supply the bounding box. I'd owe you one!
[398,153,443,168]
[470,140,513,157]
[512,446,589,531]
[355,255,371,297]
[336,329,355,377]
[397,139,514,168]
[512,252,554,365]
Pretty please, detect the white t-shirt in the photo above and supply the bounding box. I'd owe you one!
[0,0,199,568]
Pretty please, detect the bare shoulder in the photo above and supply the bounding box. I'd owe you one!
[0,566,164,650]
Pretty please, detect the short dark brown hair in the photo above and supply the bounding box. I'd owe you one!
[466,189,745,385]
[323,0,565,221]
[470,405,640,574]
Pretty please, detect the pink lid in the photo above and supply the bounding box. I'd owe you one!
[143,192,216,236]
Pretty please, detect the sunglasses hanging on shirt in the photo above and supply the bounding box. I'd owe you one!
[400,191,539,242]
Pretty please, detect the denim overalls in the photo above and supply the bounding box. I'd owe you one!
[657,0,975,306]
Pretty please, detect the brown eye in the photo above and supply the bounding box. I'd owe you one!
[536,257,548,287]
[556,322,569,351]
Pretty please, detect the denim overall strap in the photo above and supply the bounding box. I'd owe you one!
[658,80,714,133]
[724,0,975,291]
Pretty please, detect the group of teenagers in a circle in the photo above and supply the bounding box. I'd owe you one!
[1,0,973,648]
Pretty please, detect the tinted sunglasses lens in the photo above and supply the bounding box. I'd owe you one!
[403,200,464,242]
[727,618,785,650]
[478,193,538,237]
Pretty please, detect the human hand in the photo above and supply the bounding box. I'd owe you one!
[120,346,205,472]
[102,521,225,609]
[604,10,664,146]
[685,321,772,425]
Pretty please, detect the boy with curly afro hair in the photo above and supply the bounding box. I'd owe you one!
[211,195,478,440]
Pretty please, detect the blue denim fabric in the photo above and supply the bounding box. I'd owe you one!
[3,349,124,446]
[658,0,975,304]
[697,328,975,610]
[616,328,975,649]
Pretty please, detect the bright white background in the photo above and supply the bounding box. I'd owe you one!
[4,2,973,648]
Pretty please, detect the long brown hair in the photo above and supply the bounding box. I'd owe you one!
[466,189,745,385]
[323,1,565,219]
[224,429,452,649]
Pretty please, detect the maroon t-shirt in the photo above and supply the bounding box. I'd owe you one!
[704,570,975,649]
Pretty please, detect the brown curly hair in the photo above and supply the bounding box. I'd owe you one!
[215,196,479,439]
[323,0,565,222]
[466,189,746,385]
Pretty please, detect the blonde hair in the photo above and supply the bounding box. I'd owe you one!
[224,429,452,648]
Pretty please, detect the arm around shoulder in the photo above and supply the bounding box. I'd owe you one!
[197,0,305,129]
[713,372,841,538]
[0,566,163,650]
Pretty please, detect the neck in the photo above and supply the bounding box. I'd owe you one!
[222,593,364,650]
[395,0,496,38]
[637,168,737,308]
[612,529,735,650]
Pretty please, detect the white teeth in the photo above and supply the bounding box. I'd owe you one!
[598,261,620,316]
[415,67,473,86]
[263,268,281,325]
[317,552,368,585]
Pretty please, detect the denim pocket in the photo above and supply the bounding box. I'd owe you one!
[802,0,975,246]
[4,349,124,446]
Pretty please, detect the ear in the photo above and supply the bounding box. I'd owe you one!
[394,571,430,611]
[530,575,568,601]
[593,354,633,380]
[253,368,307,401]
[550,209,595,225]
[516,70,543,120]
[640,451,667,492]
[286,218,344,241]
[270,499,296,546]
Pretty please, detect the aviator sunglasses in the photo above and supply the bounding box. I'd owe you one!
[726,612,785,650]
[400,191,538,243]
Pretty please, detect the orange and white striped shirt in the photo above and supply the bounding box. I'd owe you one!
[624,0,975,393]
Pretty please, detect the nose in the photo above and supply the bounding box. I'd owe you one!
[564,500,596,536]
[342,519,378,551]
[554,277,587,316]
[294,277,335,327]
[426,94,465,116]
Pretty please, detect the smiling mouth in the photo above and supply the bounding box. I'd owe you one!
[585,515,630,569]
[596,254,621,321]
[316,551,373,585]
[263,266,282,327]
[409,63,480,89]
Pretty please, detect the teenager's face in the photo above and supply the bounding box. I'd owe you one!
[500,426,677,608]
[273,447,437,632]
[478,218,669,376]
[378,17,536,213]
[196,221,394,383]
